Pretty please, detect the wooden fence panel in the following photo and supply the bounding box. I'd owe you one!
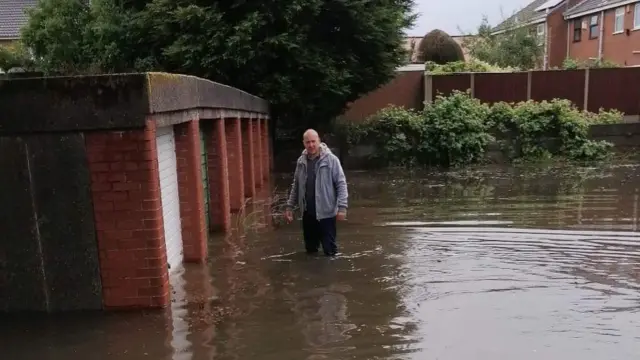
[431,74,471,100]
[474,72,529,104]
[588,68,640,115]
[530,70,585,107]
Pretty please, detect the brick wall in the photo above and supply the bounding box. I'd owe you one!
[260,119,269,181]
[242,120,256,198]
[547,6,569,68]
[340,70,424,122]
[174,120,207,263]
[225,117,245,211]
[252,119,263,188]
[85,120,170,310]
[207,119,231,231]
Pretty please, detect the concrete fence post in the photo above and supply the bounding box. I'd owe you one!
[527,71,533,100]
[469,73,475,98]
[583,68,590,111]
[424,73,433,105]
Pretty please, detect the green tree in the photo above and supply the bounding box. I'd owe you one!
[21,0,416,137]
[462,15,543,70]
[0,42,36,72]
[417,29,464,64]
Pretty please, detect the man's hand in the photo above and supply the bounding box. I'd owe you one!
[337,210,347,221]
[285,209,294,224]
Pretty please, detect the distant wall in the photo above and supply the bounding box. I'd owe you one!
[340,70,424,122]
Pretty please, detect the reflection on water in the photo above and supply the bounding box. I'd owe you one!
[2,162,640,359]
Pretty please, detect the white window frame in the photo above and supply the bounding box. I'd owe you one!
[589,14,599,39]
[635,3,640,30]
[614,7,625,33]
[536,23,545,45]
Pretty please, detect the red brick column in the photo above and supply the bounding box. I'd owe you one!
[252,118,263,188]
[225,118,244,212]
[260,118,269,180]
[207,119,231,232]
[85,120,169,310]
[241,119,255,198]
[265,118,274,172]
[174,120,207,263]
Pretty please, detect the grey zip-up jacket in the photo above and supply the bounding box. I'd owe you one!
[286,143,348,219]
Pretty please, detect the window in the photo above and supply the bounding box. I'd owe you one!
[537,23,545,44]
[589,15,599,39]
[635,3,640,29]
[614,7,624,33]
[573,18,582,41]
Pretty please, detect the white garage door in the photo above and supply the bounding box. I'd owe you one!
[155,126,183,273]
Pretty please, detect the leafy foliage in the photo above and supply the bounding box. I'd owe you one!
[417,29,465,64]
[21,0,416,133]
[561,58,620,70]
[338,91,622,167]
[461,16,543,70]
[425,59,516,74]
[0,42,35,72]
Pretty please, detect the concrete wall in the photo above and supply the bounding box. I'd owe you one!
[337,122,640,169]
[0,73,271,313]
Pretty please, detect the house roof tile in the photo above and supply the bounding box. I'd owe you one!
[493,0,551,32]
[0,0,38,40]
[564,0,631,18]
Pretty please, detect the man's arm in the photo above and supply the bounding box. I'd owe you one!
[286,165,300,210]
[331,156,348,212]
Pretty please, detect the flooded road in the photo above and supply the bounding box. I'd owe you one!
[3,162,640,359]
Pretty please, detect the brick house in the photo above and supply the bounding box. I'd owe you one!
[565,0,640,66]
[493,0,640,68]
[0,0,36,47]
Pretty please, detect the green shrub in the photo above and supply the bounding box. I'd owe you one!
[355,106,425,166]
[562,57,620,69]
[426,59,516,74]
[339,91,621,168]
[421,91,493,166]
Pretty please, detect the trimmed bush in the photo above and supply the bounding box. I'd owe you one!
[417,29,465,64]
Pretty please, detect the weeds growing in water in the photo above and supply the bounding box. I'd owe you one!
[234,187,295,232]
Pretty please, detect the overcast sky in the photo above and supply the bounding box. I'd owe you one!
[407,0,534,36]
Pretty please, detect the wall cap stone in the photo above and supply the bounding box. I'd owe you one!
[0,72,269,134]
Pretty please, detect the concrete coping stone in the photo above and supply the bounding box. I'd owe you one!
[0,72,269,134]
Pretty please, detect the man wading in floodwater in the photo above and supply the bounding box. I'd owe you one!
[285,129,349,256]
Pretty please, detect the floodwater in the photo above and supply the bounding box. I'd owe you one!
[3,162,640,359]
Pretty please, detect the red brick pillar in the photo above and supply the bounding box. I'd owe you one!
[174,120,207,263]
[207,119,231,232]
[260,118,269,180]
[225,118,244,212]
[85,120,169,310]
[265,117,274,172]
[241,119,255,198]
[252,118,263,188]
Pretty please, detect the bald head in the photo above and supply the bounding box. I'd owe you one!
[303,128,320,156]
[303,129,319,141]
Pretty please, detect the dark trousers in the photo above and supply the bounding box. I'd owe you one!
[302,211,337,256]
